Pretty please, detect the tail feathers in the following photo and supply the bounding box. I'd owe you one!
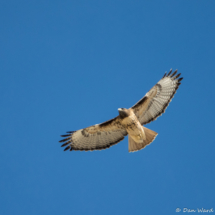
[128,127,158,152]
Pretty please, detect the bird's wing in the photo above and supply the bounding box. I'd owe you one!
[59,117,127,151]
[131,69,183,125]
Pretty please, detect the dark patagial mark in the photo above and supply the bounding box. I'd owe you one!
[132,97,147,109]
[99,117,117,127]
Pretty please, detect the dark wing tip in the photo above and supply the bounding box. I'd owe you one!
[174,73,181,79]
[99,117,117,127]
[170,70,177,77]
[59,137,70,143]
[178,77,183,82]
[59,131,76,151]
[64,146,70,151]
[167,69,172,76]
[162,72,167,78]
[61,141,71,147]
[61,134,71,137]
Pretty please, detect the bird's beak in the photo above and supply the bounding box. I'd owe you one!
[118,108,128,118]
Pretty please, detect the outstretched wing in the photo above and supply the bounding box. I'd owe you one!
[59,117,127,151]
[131,69,183,125]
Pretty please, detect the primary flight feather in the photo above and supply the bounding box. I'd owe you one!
[59,69,183,152]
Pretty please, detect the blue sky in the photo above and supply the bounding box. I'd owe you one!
[1,1,215,214]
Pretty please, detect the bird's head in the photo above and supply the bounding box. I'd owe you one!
[118,108,130,119]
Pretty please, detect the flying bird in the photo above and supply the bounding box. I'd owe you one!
[60,69,183,152]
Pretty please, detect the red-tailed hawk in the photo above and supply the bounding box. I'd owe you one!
[60,69,183,152]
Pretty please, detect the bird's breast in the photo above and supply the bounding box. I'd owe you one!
[121,115,143,136]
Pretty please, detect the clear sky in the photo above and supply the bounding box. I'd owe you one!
[1,1,215,214]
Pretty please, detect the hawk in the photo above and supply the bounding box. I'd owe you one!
[60,69,183,152]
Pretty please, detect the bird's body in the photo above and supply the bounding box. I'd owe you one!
[59,69,183,152]
[119,108,146,143]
